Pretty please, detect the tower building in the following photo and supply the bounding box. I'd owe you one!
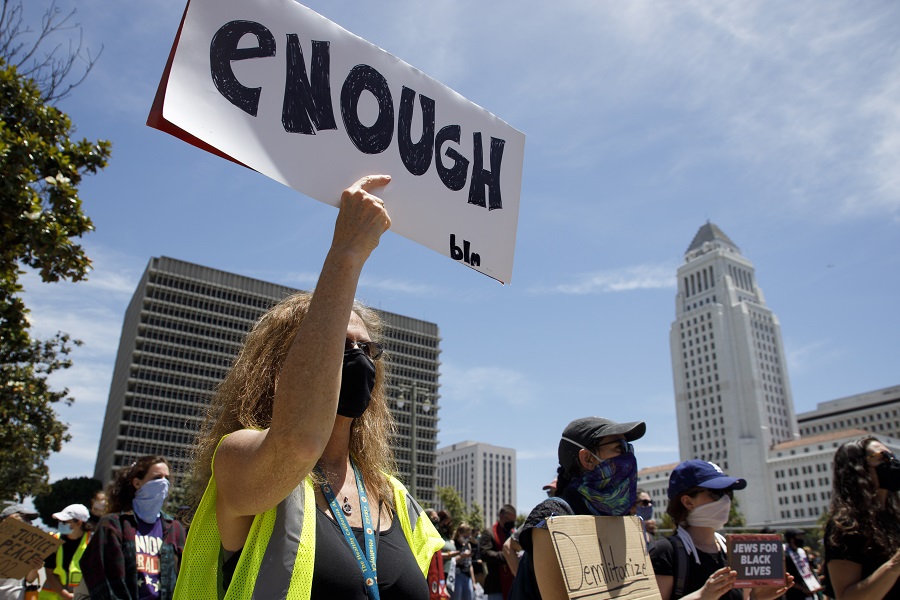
[94,256,442,504]
[670,223,798,524]
[436,441,516,523]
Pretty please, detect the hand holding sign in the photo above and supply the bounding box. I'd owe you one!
[333,175,392,262]
[699,566,738,599]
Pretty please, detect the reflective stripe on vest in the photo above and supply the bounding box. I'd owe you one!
[172,434,444,600]
[40,532,89,599]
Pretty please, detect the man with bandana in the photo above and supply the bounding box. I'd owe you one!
[507,417,646,599]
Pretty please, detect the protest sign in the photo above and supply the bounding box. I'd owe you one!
[0,518,63,578]
[546,515,661,600]
[148,0,525,283]
[726,534,785,588]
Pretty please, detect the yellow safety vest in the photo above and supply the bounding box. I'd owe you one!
[174,444,443,600]
[39,532,89,600]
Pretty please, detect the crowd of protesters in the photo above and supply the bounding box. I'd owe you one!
[3,176,898,600]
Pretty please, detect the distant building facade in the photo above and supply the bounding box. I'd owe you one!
[638,223,899,528]
[436,441,516,521]
[797,384,900,440]
[94,256,442,505]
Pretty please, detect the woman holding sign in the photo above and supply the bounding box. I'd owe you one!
[649,460,791,600]
[173,176,444,600]
[507,416,647,600]
[824,436,900,599]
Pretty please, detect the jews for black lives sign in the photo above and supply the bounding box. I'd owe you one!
[149,0,525,283]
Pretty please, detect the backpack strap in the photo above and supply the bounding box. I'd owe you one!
[669,535,689,600]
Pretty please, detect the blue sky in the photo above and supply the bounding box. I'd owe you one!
[18,0,900,514]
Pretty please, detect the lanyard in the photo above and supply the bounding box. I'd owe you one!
[316,460,380,600]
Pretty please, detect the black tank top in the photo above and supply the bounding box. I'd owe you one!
[222,507,428,599]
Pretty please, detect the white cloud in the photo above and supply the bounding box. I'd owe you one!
[440,362,540,410]
[359,277,443,297]
[531,264,676,295]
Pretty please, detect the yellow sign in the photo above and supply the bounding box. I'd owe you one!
[546,515,662,600]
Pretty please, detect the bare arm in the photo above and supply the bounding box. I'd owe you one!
[503,535,522,575]
[829,553,900,600]
[215,175,392,550]
[656,567,738,600]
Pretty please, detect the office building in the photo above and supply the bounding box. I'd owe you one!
[797,384,900,440]
[436,441,516,522]
[638,223,899,527]
[94,256,442,504]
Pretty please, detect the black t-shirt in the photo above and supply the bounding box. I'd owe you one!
[310,506,428,600]
[508,497,576,600]
[44,535,81,572]
[650,536,742,600]
[824,521,900,599]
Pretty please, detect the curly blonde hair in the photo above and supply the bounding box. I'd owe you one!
[187,292,397,513]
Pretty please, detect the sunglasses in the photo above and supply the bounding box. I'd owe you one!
[696,488,733,501]
[636,499,652,507]
[345,339,384,360]
[595,438,634,456]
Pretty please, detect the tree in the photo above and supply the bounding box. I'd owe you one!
[32,475,101,525]
[726,495,746,528]
[0,0,110,501]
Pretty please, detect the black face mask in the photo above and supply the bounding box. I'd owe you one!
[876,457,900,492]
[337,349,376,418]
[502,520,515,533]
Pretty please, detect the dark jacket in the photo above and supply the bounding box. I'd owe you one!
[81,513,186,600]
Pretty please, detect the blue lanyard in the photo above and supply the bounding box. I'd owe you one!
[316,460,380,600]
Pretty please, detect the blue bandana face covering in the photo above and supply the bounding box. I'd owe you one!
[566,447,638,516]
[133,478,170,523]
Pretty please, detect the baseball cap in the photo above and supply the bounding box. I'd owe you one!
[558,417,646,473]
[0,503,39,520]
[667,460,747,499]
[52,504,90,523]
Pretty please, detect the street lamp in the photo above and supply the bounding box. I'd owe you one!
[397,380,433,499]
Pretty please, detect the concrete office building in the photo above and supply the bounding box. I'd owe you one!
[436,441,516,522]
[797,384,900,440]
[94,256,442,505]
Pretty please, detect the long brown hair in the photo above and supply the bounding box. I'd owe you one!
[187,292,397,511]
[826,436,900,558]
[107,455,170,513]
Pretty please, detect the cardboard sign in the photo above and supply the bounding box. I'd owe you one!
[546,515,662,600]
[0,518,63,578]
[148,0,525,284]
[726,534,785,588]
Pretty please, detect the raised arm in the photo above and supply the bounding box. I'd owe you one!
[214,175,391,550]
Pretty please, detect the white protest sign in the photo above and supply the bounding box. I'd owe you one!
[149,0,525,283]
[546,515,662,600]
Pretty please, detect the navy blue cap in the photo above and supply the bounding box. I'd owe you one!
[667,460,747,499]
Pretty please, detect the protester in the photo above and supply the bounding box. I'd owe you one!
[0,504,40,600]
[541,479,557,498]
[172,176,443,599]
[650,460,791,600]
[41,503,90,600]
[88,490,107,528]
[439,510,462,578]
[823,436,900,599]
[507,416,646,599]
[81,455,186,600]
[783,528,819,600]
[480,504,517,600]
[633,488,656,551]
[452,523,477,600]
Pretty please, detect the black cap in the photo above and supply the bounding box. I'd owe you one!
[558,417,646,474]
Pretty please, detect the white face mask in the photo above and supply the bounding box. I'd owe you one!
[686,494,731,529]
